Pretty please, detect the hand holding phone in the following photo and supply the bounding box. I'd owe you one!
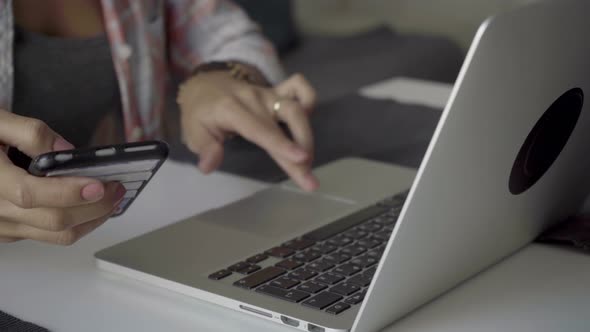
[0,111,130,245]
[28,141,169,216]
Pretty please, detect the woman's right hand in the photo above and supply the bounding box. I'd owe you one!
[0,111,126,245]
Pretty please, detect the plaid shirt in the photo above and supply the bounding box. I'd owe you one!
[0,0,284,142]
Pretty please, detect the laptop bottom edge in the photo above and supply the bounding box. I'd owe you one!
[95,259,350,332]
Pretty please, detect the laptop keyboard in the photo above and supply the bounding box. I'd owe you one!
[208,191,408,315]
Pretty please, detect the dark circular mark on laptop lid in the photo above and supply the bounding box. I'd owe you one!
[509,88,584,195]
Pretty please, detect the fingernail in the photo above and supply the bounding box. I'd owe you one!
[113,183,127,205]
[304,174,319,192]
[81,183,105,201]
[198,160,213,174]
[53,137,75,151]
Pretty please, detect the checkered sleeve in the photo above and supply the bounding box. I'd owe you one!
[165,0,285,84]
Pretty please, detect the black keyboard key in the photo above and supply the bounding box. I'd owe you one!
[373,230,391,241]
[356,238,381,249]
[303,205,388,241]
[372,245,386,255]
[383,224,396,232]
[347,274,372,287]
[363,266,378,279]
[276,259,304,270]
[270,277,300,289]
[266,247,295,258]
[332,263,362,276]
[378,193,407,208]
[393,191,409,199]
[386,210,401,218]
[372,216,391,225]
[307,259,336,273]
[293,250,322,262]
[366,249,384,260]
[390,205,404,212]
[239,264,261,275]
[289,268,318,281]
[343,229,368,240]
[228,261,250,272]
[297,281,328,294]
[325,252,351,264]
[208,269,232,280]
[311,243,337,254]
[327,235,354,247]
[325,302,351,315]
[368,236,387,246]
[358,222,382,233]
[246,254,268,264]
[381,216,397,225]
[256,285,310,303]
[234,266,286,289]
[330,282,361,296]
[302,292,343,310]
[340,244,367,257]
[344,292,365,305]
[350,255,379,268]
[316,273,345,285]
[283,238,315,250]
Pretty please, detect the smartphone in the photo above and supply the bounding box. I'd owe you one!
[26,141,169,216]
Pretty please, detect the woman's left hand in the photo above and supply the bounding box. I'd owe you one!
[177,72,319,191]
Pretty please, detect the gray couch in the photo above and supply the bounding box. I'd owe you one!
[282,27,463,102]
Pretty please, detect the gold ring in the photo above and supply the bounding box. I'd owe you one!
[272,100,282,120]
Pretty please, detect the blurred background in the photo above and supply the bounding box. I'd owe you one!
[293,0,540,49]
[232,0,541,103]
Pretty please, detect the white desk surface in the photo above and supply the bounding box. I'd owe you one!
[3,77,590,332]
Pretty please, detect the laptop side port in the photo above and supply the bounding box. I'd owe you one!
[308,323,325,332]
[238,305,272,318]
[280,315,300,327]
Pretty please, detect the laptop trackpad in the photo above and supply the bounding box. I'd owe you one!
[199,186,358,239]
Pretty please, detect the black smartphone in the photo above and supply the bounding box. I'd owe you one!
[26,141,169,216]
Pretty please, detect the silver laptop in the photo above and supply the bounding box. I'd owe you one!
[95,1,590,331]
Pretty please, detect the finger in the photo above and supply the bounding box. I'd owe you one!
[214,98,308,163]
[237,88,315,157]
[225,94,317,190]
[0,111,74,156]
[0,157,105,209]
[275,73,317,114]
[182,118,225,173]
[238,91,317,189]
[0,214,111,246]
[260,92,315,155]
[270,150,319,192]
[279,99,315,159]
[0,182,125,232]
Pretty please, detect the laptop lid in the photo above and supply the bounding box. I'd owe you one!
[354,1,590,331]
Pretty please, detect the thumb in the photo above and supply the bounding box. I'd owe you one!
[0,111,74,157]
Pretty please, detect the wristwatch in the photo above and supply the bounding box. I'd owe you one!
[191,61,270,87]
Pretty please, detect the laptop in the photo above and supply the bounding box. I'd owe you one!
[95,1,590,331]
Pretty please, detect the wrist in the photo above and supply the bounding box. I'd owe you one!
[190,61,270,87]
